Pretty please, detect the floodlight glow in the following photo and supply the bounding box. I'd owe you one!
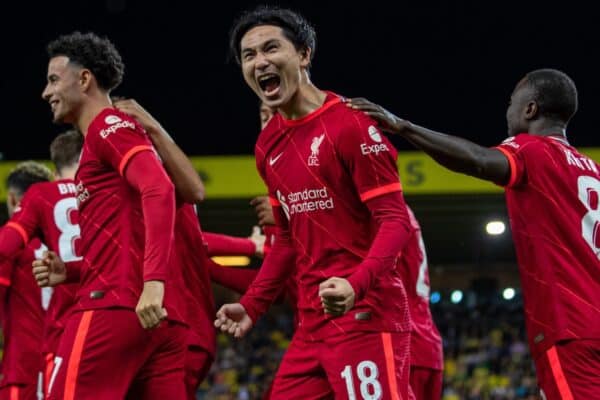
[450,290,463,304]
[486,221,506,235]
[430,291,441,304]
[503,287,516,300]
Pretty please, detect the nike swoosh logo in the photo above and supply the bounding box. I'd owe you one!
[269,153,283,166]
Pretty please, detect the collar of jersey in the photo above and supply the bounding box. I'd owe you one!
[546,134,570,145]
[280,92,342,128]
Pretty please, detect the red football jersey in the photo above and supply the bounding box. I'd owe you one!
[0,239,46,386]
[399,207,443,370]
[75,108,184,323]
[496,133,600,358]
[246,93,410,340]
[174,204,215,357]
[3,179,81,355]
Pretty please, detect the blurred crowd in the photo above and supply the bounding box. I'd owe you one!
[198,292,540,400]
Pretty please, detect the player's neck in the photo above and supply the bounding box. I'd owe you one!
[55,166,77,181]
[278,82,327,120]
[75,94,113,136]
[528,120,567,139]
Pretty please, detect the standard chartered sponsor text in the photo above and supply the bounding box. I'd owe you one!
[286,187,334,215]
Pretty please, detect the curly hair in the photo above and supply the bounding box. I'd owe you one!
[50,129,84,173]
[47,31,125,92]
[525,69,578,124]
[6,161,53,195]
[229,6,316,67]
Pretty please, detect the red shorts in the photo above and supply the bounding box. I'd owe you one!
[43,353,55,397]
[184,346,213,400]
[46,309,187,400]
[535,339,600,400]
[409,366,442,400]
[0,384,40,400]
[270,331,411,400]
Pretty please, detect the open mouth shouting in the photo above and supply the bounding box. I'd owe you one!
[257,73,281,98]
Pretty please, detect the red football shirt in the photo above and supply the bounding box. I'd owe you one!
[75,108,184,323]
[0,239,46,386]
[174,204,215,356]
[399,207,443,370]
[1,179,81,355]
[496,133,600,359]
[242,93,411,340]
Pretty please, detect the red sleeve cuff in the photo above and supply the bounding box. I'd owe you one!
[495,147,518,187]
[143,274,167,282]
[6,222,28,244]
[346,258,381,301]
[119,145,154,176]
[239,297,259,324]
[360,182,402,202]
[269,196,280,207]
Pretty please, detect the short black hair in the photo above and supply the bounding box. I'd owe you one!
[47,31,125,92]
[50,129,84,173]
[229,5,316,66]
[6,161,53,195]
[525,69,578,124]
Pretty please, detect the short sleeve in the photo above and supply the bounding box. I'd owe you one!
[336,111,402,202]
[495,136,528,188]
[89,112,156,176]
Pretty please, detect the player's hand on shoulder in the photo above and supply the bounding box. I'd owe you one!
[113,98,162,135]
[345,97,408,135]
[32,250,67,287]
[319,277,356,317]
[136,280,168,329]
[215,303,253,339]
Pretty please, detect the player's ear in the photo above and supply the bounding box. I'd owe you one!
[299,46,311,68]
[79,69,93,91]
[524,100,538,121]
[6,191,18,211]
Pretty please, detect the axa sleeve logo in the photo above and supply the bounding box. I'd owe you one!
[361,125,389,155]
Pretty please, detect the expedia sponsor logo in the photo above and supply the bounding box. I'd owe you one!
[368,125,382,143]
[100,120,135,139]
[361,125,388,155]
[277,187,334,220]
[360,142,389,155]
[76,181,90,205]
[104,115,122,125]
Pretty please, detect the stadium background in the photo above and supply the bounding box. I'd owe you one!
[0,1,597,399]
